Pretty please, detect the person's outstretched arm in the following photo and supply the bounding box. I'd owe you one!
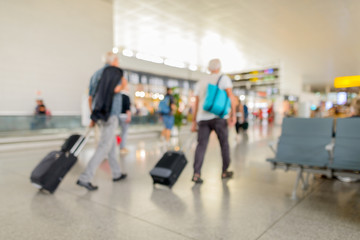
[191,96,199,132]
[114,77,128,93]
[225,88,236,127]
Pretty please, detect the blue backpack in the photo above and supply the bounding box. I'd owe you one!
[203,75,231,118]
[243,104,248,119]
[158,95,171,115]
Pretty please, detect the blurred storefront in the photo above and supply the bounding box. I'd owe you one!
[230,68,281,123]
[124,69,196,122]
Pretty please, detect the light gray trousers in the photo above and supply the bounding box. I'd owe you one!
[79,115,122,182]
[119,114,129,149]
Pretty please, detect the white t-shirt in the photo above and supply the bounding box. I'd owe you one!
[194,73,233,122]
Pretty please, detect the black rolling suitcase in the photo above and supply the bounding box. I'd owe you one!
[30,131,90,193]
[150,136,195,188]
[150,151,188,188]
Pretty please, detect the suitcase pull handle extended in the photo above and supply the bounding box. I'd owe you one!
[70,128,92,157]
[180,133,197,153]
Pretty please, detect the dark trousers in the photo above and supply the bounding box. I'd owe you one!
[194,118,230,175]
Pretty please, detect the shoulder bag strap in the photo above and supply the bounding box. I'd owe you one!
[209,75,223,112]
[216,74,223,86]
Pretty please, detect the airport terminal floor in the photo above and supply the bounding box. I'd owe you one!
[1,124,359,240]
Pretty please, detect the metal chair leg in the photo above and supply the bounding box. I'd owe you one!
[302,172,310,190]
[291,168,303,200]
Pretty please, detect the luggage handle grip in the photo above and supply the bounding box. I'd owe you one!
[70,128,92,157]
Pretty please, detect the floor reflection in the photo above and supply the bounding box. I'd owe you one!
[2,123,360,239]
[150,187,187,216]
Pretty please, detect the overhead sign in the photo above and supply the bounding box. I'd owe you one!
[334,75,360,88]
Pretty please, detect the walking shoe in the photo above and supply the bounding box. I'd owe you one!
[76,180,98,191]
[113,173,127,182]
[192,175,204,184]
[221,171,234,179]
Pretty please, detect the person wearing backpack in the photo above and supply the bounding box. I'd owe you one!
[191,59,236,184]
[76,52,128,191]
[159,87,176,142]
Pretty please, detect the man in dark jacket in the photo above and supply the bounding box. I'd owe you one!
[77,52,128,191]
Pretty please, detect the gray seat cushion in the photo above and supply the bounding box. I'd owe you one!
[271,118,333,167]
[330,118,360,171]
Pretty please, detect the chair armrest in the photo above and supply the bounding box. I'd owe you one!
[325,139,335,159]
[325,142,334,151]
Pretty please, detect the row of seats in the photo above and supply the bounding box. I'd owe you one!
[267,117,360,199]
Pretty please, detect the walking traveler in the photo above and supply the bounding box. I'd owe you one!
[235,98,244,136]
[159,87,176,142]
[191,59,236,184]
[76,52,128,191]
[350,97,360,117]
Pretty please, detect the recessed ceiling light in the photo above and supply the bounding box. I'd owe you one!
[122,49,134,57]
[164,59,186,68]
[112,47,119,54]
[136,53,164,64]
[188,65,198,71]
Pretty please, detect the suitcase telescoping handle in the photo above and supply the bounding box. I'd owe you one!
[70,128,92,157]
[180,133,197,153]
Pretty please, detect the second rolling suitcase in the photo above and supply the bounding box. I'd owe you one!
[150,150,188,188]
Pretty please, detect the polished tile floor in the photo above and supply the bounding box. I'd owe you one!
[0,124,359,240]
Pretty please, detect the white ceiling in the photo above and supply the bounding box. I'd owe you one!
[113,0,360,85]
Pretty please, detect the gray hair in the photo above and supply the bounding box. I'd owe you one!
[102,52,117,64]
[208,58,221,72]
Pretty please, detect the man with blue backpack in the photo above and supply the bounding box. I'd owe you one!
[191,59,236,184]
[159,87,176,142]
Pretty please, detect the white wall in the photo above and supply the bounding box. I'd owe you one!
[0,0,113,115]
[279,63,303,97]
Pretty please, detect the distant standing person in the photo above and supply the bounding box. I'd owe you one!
[235,98,244,136]
[267,104,274,123]
[77,52,128,191]
[35,99,50,115]
[159,87,176,142]
[119,87,132,154]
[243,103,248,122]
[32,99,51,129]
[35,99,45,115]
[191,59,236,183]
[350,97,360,117]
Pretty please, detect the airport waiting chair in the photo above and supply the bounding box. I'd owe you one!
[329,118,360,177]
[267,118,333,199]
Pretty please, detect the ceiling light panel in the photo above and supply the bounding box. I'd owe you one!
[114,0,248,72]
[113,0,360,84]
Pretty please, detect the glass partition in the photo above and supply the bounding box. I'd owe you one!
[0,115,161,135]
